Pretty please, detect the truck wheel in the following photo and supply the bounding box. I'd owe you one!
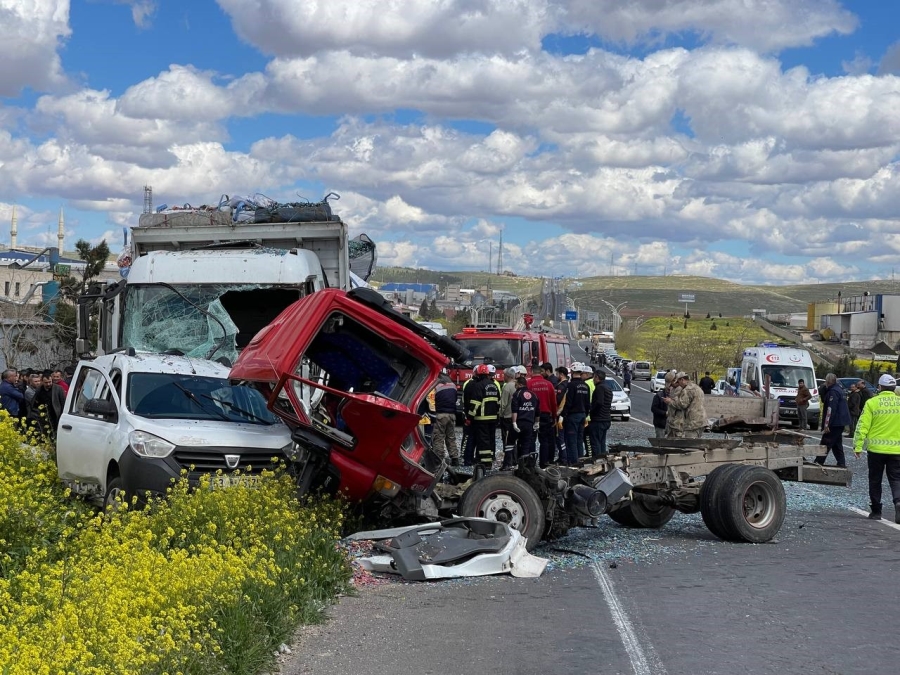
[103,476,127,511]
[700,463,744,540]
[717,466,786,543]
[608,498,675,528]
[607,502,640,527]
[458,475,545,552]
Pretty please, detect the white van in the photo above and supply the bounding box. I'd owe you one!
[739,344,820,427]
[56,353,293,509]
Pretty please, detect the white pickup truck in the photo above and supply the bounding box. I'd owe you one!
[56,352,293,508]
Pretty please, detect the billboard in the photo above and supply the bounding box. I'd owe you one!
[678,293,696,303]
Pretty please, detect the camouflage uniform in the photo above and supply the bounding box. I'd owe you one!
[667,380,707,438]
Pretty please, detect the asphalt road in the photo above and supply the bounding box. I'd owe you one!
[282,337,900,675]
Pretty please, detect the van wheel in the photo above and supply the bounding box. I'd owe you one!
[103,476,127,511]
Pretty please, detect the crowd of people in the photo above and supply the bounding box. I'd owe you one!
[428,360,619,471]
[0,365,75,438]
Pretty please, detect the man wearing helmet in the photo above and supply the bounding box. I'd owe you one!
[465,363,501,468]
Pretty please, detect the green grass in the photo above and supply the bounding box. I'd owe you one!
[614,316,773,377]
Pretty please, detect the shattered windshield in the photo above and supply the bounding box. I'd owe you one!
[122,284,301,364]
[127,372,278,424]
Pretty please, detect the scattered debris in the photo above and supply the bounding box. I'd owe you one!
[350,518,548,581]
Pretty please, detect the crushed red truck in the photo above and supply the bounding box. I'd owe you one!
[229,287,852,552]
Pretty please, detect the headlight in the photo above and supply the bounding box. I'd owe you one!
[129,430,176,458]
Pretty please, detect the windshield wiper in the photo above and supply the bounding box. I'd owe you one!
[200,393,271,425]
[172,382,231,422]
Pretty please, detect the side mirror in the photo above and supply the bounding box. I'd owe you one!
[83,398,117,420]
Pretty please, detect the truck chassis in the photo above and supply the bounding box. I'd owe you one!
[438,436,851,549]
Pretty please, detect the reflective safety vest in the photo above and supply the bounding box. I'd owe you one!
[468,379,500,421]
[854,391,900,455]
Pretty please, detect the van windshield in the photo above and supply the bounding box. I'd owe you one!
[456,338,521,368]
[760,365,815,388]
[128,373,279,424]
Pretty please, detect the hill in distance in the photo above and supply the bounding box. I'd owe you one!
[376,267,900,318]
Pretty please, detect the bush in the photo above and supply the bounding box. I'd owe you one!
[0,413,351,675]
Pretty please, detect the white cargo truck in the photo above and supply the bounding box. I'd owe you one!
[739,343,820,427]
[76,199,373,366]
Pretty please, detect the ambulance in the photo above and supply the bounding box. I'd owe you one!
[739,343,820,427]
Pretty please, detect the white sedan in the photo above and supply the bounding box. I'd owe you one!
[605,378,631,421]
[650,370,668,392]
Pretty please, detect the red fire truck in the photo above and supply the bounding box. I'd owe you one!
[447,325,572,418]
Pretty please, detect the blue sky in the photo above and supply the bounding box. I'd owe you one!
[2,0,900,284]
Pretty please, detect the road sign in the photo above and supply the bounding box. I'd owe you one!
[53,263,71,281]
[677,293,696,303]
[565,310,578,321]
[585,311,600,322]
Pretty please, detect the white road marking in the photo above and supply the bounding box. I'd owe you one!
[591,561,667,675]
[847,507,900,532]
[795,485,900,533]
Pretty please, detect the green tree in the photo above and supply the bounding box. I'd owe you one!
[429,298,439,319]
[57,238,111,357]
[419,298,430,320]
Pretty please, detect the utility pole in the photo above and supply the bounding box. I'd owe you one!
[497,230,503,275]
[489,241,492,274]
[609,252,613,277]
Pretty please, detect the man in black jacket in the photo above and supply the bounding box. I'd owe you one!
[588,371,613,458]
[651,387,668,438]
[699,372,715,395]
[562,364,591,465]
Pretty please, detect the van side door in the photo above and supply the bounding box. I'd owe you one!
[57,365,121,489]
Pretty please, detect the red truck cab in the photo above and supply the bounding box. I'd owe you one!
[230,288,467,514]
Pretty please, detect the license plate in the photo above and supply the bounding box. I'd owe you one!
[212,474,261,489]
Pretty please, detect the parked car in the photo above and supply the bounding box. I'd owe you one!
[56,353,292,509]
[651,371,668,392]
[604,378,631,421]
[633,361,653,380]
[836,377,876,396]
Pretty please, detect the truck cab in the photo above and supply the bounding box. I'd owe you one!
[56,353,292,508]
[78,210,359,363]
[740,344,820,426]
[230,287,468,519]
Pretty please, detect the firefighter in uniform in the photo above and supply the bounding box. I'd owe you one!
[467,364,501,468]
[854,373,900,522]
[461,375,476,465]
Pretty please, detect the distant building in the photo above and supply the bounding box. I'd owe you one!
[0,248,118,307]
[814,293,900,350]
[379,282,437,305]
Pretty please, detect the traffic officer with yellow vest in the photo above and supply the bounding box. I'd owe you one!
[466,364,501,468]
[853,373,900,522]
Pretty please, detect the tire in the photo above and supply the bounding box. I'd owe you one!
[608,497,675,528]
[103,476,127,511]
[700,463,744,540]
[458,475,546,551]
[716,466,786,543]
[607,502,640,527]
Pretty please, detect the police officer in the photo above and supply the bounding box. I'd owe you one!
[467,364,501,468]
[509,374,538,467]
[854,373,900,522]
